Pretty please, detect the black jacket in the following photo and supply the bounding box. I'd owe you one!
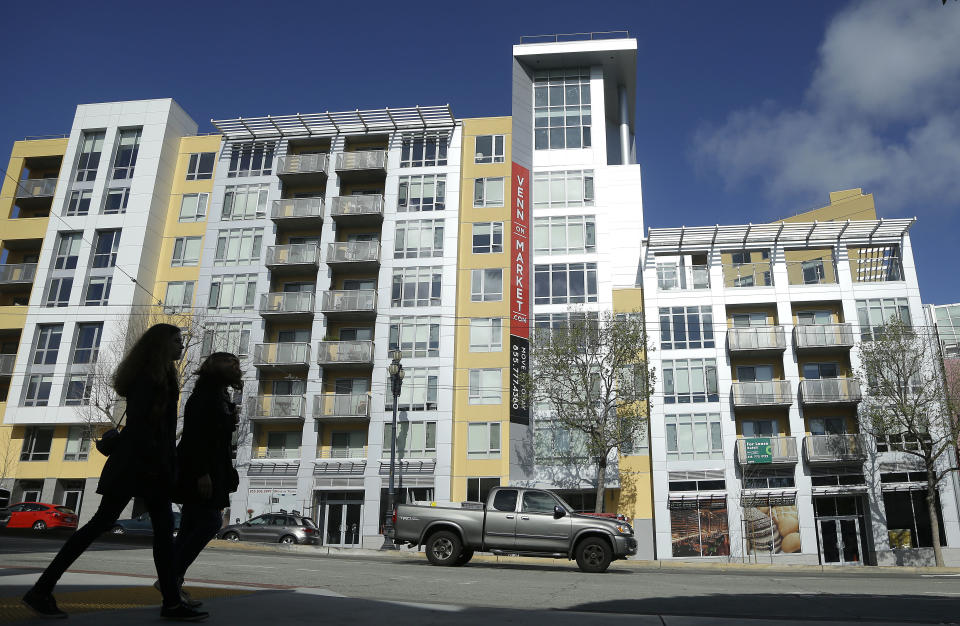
[174,380,239,508]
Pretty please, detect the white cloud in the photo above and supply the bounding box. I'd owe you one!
[694,0,960,216]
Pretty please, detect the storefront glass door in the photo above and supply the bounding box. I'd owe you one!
[817,517,862,565]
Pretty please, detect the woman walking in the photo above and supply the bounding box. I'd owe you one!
[22,323,208,622]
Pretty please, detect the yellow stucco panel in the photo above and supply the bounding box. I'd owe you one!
[780,189,877,223]
[612,288,644,313]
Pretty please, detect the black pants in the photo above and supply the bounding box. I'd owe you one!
[33,493,180,607]
[172,503,222,580]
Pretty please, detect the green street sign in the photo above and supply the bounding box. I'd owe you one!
[744,437,773,463]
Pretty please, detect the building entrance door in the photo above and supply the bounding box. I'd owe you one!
[817,517,863,565]
[316,491,365,548]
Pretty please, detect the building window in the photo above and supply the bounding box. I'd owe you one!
[186,152,215,180]
[665,413,723,460]
[22,375,53,407]
[391,267,442,307]
[473,177,504,207]
[472,222,503,254]
[178,193,209,222]
[386,368,439,412]
[883,491,947,549]
[400,135,448,168]
[103,187,130,214]
[222,184,268,220]
[63,426,91,461]
[72,323,103,364]
[92,230,121,268]
[388,316,440,358]
[163,281,195,313]
[474,135,505,164]
[65,190,91,216]
[202,321,252,356]
[398,175,446,212]
[110,128,141,180]
[84,276,112,306]
[531,171,594,208]
[856,298,912,341]
[663,358,719,404]
[44,277,73,308]
[383,421,437,457]
[20,427,54,460]
[533,263,597,305]
[797,310,832,326]
[214,228,262,266]
[207,274,258,311]
[534,68,592,150]
[394,219,444,258]
[470,268,503,302]
[63,374,93,406]
[533,311,599,332]
[468,369,502,405]
[533,215,596,254]
[659,306,715,350]
[32,325,63,365]
[172,236,203,267]
[75,131,105,182]
[227,143,274,177]
[54,233,82,270]
[466,477,500,504]
[469,318,502,352]
[468,422,501,458]
[669,500,730,558]
[535,419,588,462]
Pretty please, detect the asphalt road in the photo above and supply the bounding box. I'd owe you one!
[3,534,960,624]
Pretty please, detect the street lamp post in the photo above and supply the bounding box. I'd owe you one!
[381,349,404,550]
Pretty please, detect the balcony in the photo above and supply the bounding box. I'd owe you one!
[731,381,793,408]
[14,178,58,212]
[258,292,315,322]
[799,378,862,405]
[722,263,772,288]
[314,393,371,420]
[316,445,367,460]
[727,326,786,354]
[0,354,15,378]
[329,195,384,226]
[246,395,306,422]
[265,244,320,275]
[0,264,37,294]
[326,241,380,271]
[320,289,377,320]
[316,340,374,367]
[736,436,798,466]
[793,324,855,351]
[253,342,311,373]
[277,153,328,184]
[804,434,868,464]
[656,264,709,292]
[271,197,324,229]
[334,150,387,182]
[253,447,302,460]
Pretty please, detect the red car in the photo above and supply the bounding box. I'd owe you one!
[1,502,78,530]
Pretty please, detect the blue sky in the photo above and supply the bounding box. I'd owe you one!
[2,0,957,303]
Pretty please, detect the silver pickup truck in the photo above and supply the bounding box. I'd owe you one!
[393,486,637,572]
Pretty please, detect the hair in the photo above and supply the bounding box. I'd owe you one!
[195,352,242,390]
[112,323,181,398]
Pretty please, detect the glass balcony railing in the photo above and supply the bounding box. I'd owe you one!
[326,241,380,264]
[247,395,306,420]
[259,292,315,316]
[265,244,320,267]
[727,326,786,352]
[799,378,862,404]
[804,434,868,463]
[320,290,377,313]
[277,153,328,176]
[656,264,709,291]
[793,324,855,350]
[271,197,324,221]
[329,195,383,218]
[335,150,387,171]
[736,436,798,465]
[0,264,37,284]
[314,393,371,419]
[316,445,367,459]
[731,381,793,407]
[253,447,301,460]
[253,342,311,367]
[316,340,374,365]
[15,178,57,198]
[0,354,15,376]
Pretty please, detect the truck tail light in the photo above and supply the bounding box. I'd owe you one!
[392,506,397,526]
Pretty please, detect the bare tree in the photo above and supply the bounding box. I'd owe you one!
[0,425,19,505]
[856,317,960,566]
[526,310,655,513]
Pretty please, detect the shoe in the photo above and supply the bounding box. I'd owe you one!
[161,603,209,621]
[154,580,202,608]
[22,588,67,619]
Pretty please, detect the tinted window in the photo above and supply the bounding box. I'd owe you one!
[247,515,268,526]
[56,507,75,514]
[302,517,318,528]
[491,489,517,512]
[522,491,558,514]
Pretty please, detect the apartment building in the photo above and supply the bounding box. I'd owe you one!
[642,189,960,566]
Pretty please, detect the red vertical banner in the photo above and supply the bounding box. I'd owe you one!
[510,162,530,424]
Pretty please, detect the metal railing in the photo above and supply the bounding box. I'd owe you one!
[0,263,37,283]
[851,256,904,283]
[277,153,328,175]
[259,292,315,315]
[247,395,306,419]
[727,326,786,351]
[804,434,868,463]
[0,354,15,376]
[656,264,709,291]
[320,290,377,313]
[265,244,320,266]
[316,445,368,459]
[736,436,798,465]
[786,259,838,286]
[329,195,384,217]
[253,342,311,366]
[314,393,372,419]
[793,324,855,350]
[271,197,324,220]
[326,241,380,264]
[731,381,793,407]
[316,340,374,365]
[799,378,862,404]
[722,263,773,288]
[253,447,301,460]
[15,178,57,198]
[335,150,387,171]
[520,31,630,44]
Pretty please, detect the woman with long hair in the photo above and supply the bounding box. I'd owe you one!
[22,323,207,622]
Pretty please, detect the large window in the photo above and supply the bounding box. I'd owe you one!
[111,128,141,180]
[468,369,502,405]
[473,177,504,207]
[663,358,719,404]
[207,274,258,311]
[20,427,54,460]
[383,421,437,457]
[669,500,730,558]
[665,413,723,460]
[84,276,111,306]
[391,267,442,307]
[163,281,194,312]
[466,477,500,504]
[214,228,262,266]
[469,318,502,352]
[32,325,62,365]
[75,131,105,182]
[386,368,439,412]
[856,298,912,341]
[227,143,274,177]
[186,152,215,180]
[471,268,503,302]
[178,193,209,222]
[388,316,440,358]
[44,277,72,307]
[63,426,91,461]
[400,135,448,168]
[533,311,599,332]
[202,321,252,356]
[533,215,596,254]
[54,233,82,270]
[394,219,444,259]
[534,68,592,150]
[103,187,130,214]
[472,222,503,254]
[398,175,446,212]
[468,422,501,458]
[659,306,715,350]
[533,263,597,305]
[65,190,91,216]
[92,230,121,268]
[63,374,93,406]
[22,376,53,407]
[222,184,268,220]
[883,491,947,549]
[535,420,588,462]
[532,171,594,208]
[72,323,103,364]
[474,135,505,164]
[172,236,203,267]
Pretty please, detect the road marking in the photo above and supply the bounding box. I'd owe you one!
[922,573,960,577]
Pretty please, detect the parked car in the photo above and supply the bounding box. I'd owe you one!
[217,511,320,545]
[394,487,638,572]
[110,511,182,536]
[0,502,79,530]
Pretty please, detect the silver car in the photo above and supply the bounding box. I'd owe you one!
[218,511,320,545]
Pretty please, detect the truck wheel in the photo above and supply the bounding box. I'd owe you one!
[453,548,474,566]
[425,530,462,566]
[575,537,612,573]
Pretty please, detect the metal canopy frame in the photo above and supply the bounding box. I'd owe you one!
[212,105,456,141]
[646,218,916,252]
